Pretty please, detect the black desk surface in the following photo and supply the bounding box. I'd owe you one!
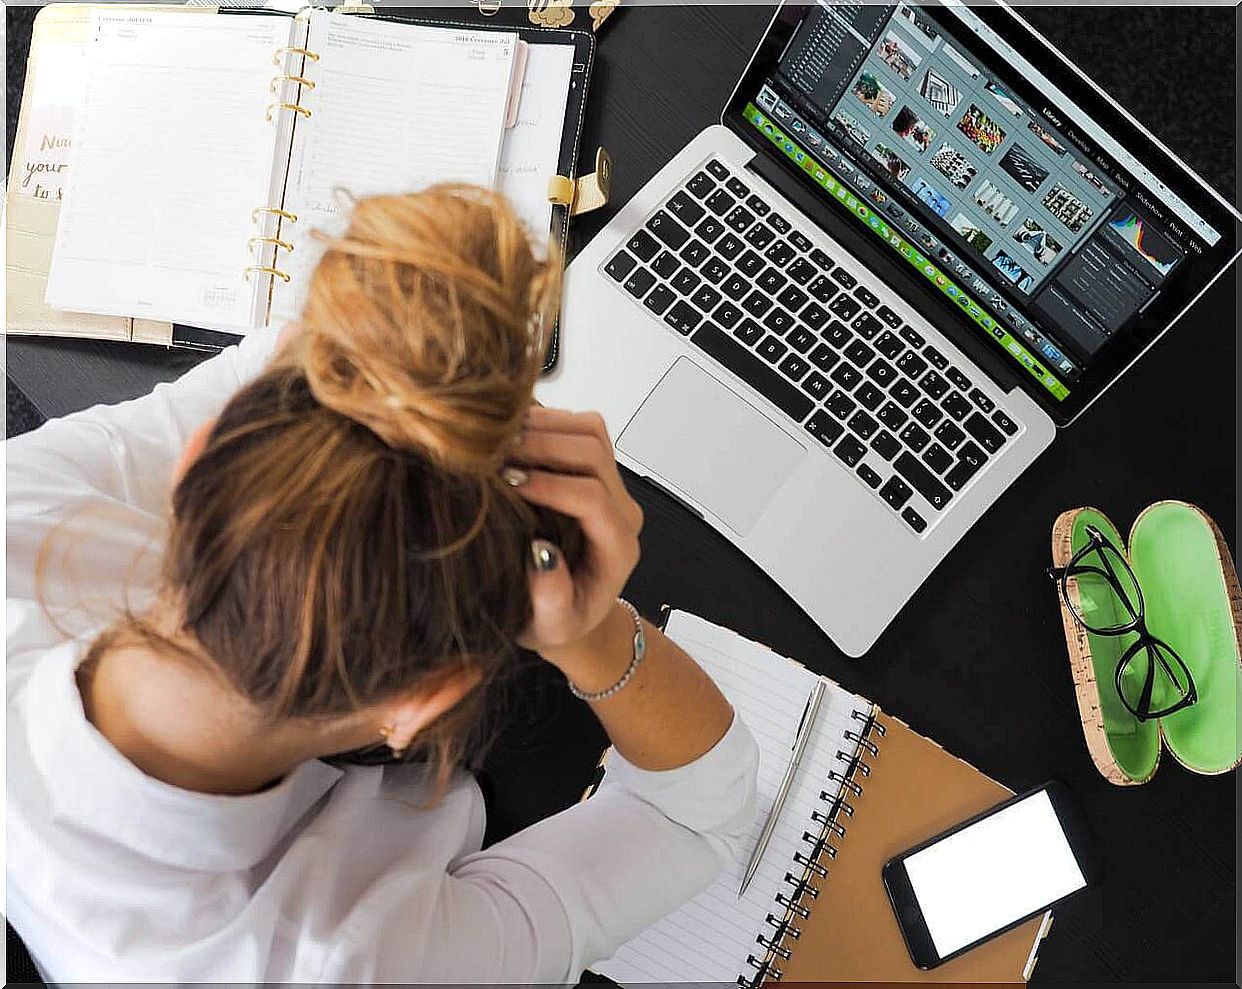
[6,5,1237,983]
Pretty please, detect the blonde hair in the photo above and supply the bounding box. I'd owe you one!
[292,185,560,473]
[97,185,583,786]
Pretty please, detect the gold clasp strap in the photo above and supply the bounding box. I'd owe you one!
[547,147,612,217]
[244,265,292,284]
[272,46,320,66]
[266,102,312,122]
[270,74,316,94]
[247,236,294,253]
[252,206,297,225]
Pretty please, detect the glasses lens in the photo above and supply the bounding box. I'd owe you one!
[1064,537,1142,633]
[1116,640,1196,721]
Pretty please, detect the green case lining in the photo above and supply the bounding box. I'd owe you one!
[1068,502,1241,781]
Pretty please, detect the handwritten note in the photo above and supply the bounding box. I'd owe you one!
[496,42,576,239]
[19,43,87,200]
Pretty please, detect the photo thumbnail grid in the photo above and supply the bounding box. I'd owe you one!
[827,6,1122,298]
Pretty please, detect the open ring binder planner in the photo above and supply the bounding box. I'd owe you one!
[590,610,1053,987]
[30,5,595,356]
[249,30,319,289]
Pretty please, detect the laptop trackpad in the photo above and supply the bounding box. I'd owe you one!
[617,358,805,536]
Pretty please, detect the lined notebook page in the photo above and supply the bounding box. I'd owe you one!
[45,10,293,328]
[594,612,870,985]
[272,11,517,322]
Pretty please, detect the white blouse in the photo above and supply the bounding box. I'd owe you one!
[5,328,760,984]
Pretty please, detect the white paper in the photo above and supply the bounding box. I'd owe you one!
[272,11,516,322]
[593,612,871,985]
[45,10,291,328]
[496,42,576,241]
[30,41,89,106]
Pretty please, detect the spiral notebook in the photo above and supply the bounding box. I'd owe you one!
[591,611,1051,986]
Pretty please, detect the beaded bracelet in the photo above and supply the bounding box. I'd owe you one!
[567,598,647,702]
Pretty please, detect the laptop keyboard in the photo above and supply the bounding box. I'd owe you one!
[601,157,1022,536]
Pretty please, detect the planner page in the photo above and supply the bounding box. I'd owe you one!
[496,41,576,240]
[45,10,292,329]
[271,12,517,323]
[593,612,871,985]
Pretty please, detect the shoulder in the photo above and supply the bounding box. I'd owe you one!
[9,680,487,983]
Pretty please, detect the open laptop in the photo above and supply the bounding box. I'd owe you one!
[537,1,1241,657]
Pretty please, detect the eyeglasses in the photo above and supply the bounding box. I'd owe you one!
[1048,524,1196,722]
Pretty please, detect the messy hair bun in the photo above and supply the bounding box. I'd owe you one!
[291,184,560,476]
[156,186,583,785]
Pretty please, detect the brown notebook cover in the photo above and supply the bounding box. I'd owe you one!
[767,710,1050,985]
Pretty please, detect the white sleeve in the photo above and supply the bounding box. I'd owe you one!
[5,329,278,630]
[351,712,759,984]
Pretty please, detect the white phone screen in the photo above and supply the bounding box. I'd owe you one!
[903,790,1086,957]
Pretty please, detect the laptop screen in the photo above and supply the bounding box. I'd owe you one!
[727,2,1238,417]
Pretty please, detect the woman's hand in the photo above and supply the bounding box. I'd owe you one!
[509,407,643,671]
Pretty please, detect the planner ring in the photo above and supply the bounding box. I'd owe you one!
[244,265,291,284]
[247,236,294,254]
[266,102,312,122]
[272,45,320,66]
[270,74,316,94]
[252,207,297,225]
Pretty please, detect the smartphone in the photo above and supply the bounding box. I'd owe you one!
[882,782,1100,969]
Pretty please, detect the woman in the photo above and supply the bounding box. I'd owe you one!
[7,186,758,983]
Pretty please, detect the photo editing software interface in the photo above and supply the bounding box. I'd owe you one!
[745,2,1222,402]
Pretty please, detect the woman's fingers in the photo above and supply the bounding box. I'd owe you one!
[513,431,612,479]
[512,411,644,656]
[518,407,644,533]
[515,445,642,537]
[519,469,625,539]
[517,470,640,574]
[513,431,640,529]
[517,540,578,650]
[525,406,610,444]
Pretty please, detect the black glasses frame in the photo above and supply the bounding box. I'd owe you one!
[1048,524,1197,722]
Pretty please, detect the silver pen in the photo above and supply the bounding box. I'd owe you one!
[738,678,827,897]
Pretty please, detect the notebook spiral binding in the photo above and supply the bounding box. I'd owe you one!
[246,33,321,289]
[737,706,886,988]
